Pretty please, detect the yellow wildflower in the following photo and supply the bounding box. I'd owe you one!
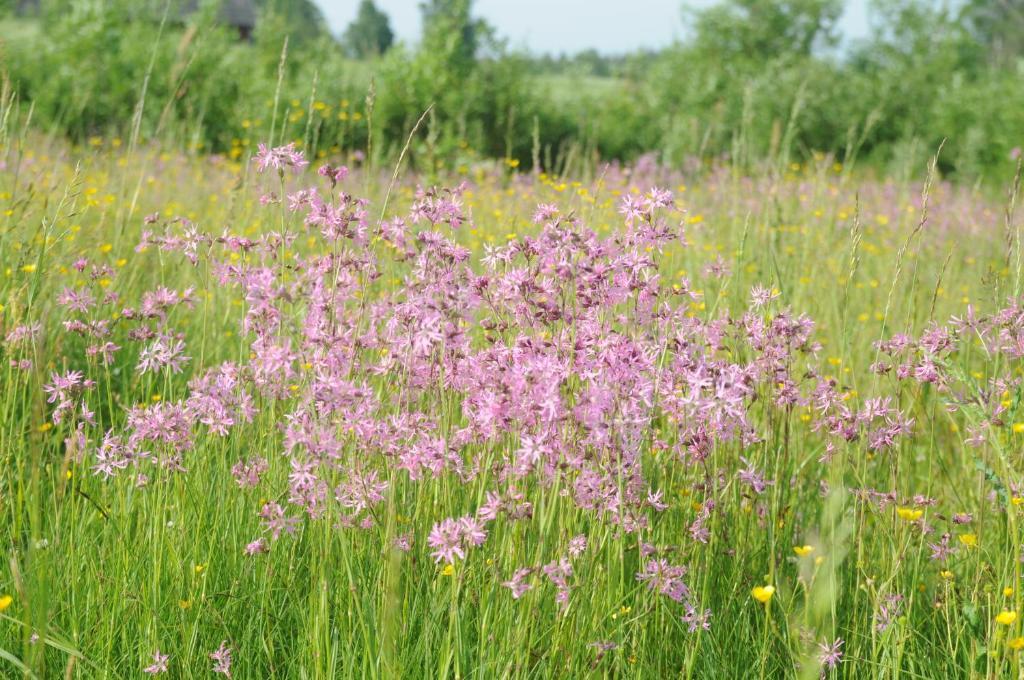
[751,585,775,604]
[896,507,923,522]
[958,534,978,548]
[996,610,1017,625]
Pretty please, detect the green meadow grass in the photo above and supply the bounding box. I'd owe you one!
[1,127,1023,679]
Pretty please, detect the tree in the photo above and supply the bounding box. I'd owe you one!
[254,0,328,43]
[343,0,394,58]
[688,0,842,63]
[962,0,1024,66]
[419,0,496,76]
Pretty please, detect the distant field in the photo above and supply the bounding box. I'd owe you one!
[0,17,40,42]
[534,73,626,102]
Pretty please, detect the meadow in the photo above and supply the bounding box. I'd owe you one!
[2,121,1024,679]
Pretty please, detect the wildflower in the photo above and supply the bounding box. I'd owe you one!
[209,640,233,676]
[0,594,12,611]
[1006,587,1015,597]
[958,533,978,548]
[4,322,41,345]
[1010,637,1024,650]
[502,568,533,599]
[681,603,712,632]
[244,538,268,556]
[57,286,96,313]
[317,163,349,186]
[751,585,775,604]
[636,559,689,602]
[542,558,573,613]
[750,284,780,308]
[532,204,558,224]
[996,610,1018,625]
[427,516,487,564]
[875,593,904,632]
[737,457,771,494]
[259,502,299,540]
[254,143,308,174]
[929,533,957,562]
[568,534,588,558]
[588,640,618,661]
[143,651,169,674]
[428,518,466,564]
[232,458,268,489]
[794,545,814,557]
[137,335,190,374]
[817,638,844,677]
[896,507,923,522]
[689,499,714,543]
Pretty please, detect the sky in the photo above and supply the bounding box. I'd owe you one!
[315,0,874,55]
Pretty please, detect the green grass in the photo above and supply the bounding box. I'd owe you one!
[0,17,41,44]
[1,128,1023,679]
[534,74,626,104]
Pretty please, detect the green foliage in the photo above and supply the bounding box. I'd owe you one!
[420,0,495,72]
[963,0,1024,67]
[637,0,1024,180]
[2,0,1024,181]
[688,0,843,61]
[342,0,394,58]
[254,0,327,43]
[0,130,1021,677]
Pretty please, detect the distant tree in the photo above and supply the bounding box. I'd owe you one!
[420,0,496,74]
[254,0,328,43]
[962,0,1024,66]
[572,49,610,77]
[688,0,842,63]
[850,1,969,75]
[13,0,39,16]
[343,0,394,58]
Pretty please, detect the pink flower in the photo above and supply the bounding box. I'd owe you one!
[427,515,488,564]
[502,568,533,599]
[244,538,269,556]
[143,650,169,674]
[253,143,308,174]
[209,640,233,677]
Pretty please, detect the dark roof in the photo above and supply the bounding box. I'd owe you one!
[15,0,40,15]
[220,0,256,28]
[179,0,256,28]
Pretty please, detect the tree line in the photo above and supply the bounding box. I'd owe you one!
[1,0,1023,181]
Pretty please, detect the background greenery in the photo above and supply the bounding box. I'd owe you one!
[5,3,1024,678]
[1,0,1023,180]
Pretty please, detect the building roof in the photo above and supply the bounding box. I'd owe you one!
[179,0,256,29]
[220,0,256,28]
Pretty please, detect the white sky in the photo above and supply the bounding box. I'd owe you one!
[314,0,873,54]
